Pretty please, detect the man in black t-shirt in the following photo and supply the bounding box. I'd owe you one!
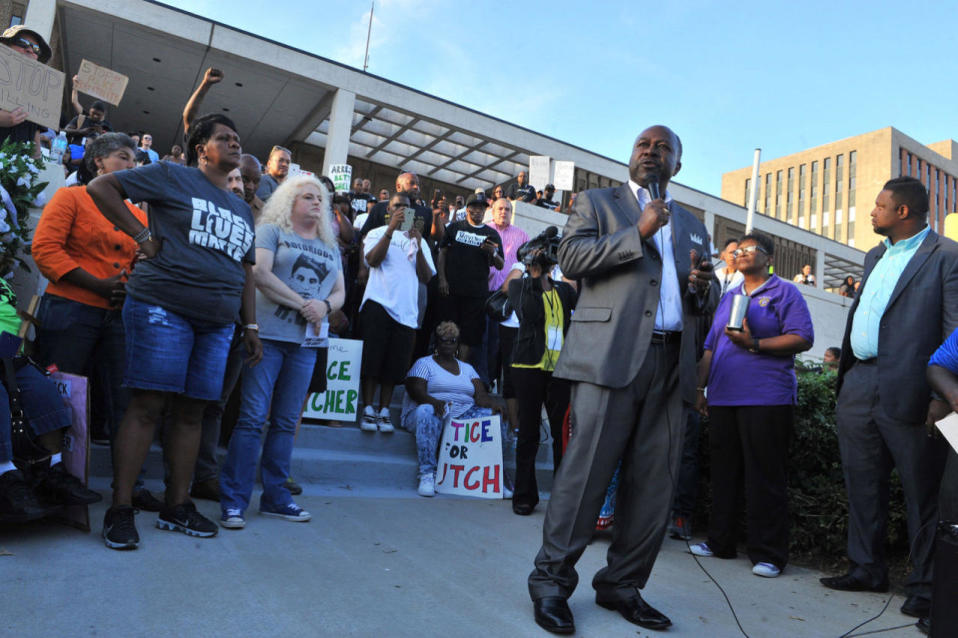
[360,172,434,242]
[436,192,504,360]
[506,171,537,203]
[537,184,559,210]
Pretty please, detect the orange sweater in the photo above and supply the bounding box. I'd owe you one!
[33,186,147,310]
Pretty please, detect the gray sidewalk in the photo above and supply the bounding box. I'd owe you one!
[0,480,922,638]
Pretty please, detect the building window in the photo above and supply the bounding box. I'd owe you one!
[798,164,806,227]
[764,173,771,214]
[823,158,831,212]
[849,150,857,208]
[744,178,751,207]
[775,170,782,219]
[835,209,843,242]
[931,168,939,229]
[823,210,830,236]
[786,167,794,222]
[835,154,843,210]
[810,160,819,223]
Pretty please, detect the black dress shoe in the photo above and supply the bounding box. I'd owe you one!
[900,595,931,618]
[819,572,889,592]
[533,597,574,635]
[596,591,671,630]
[513,502,535,516]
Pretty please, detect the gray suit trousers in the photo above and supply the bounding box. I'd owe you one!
[836,361,948,598]
[528,341,685,600]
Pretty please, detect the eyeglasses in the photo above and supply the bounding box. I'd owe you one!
[438,337,458,344]
[732,245,768,258]
[12,38,41,56]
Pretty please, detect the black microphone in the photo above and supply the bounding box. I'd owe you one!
[646,173,661,200]
[542,225,558,238]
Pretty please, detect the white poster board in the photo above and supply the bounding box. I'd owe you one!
[529,155,551,191]
[303,338,363,422]
[0,45,64,131]
[436,413,503,499]
[76,59,129,106]
[329,164,352,193]
[553,161,575,191]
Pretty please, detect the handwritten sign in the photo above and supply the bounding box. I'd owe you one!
[436,414,503,499]
[303,338,363,422]
[553,161,575,191]
[76,59,128,106]
[0,44,64,130]
[329,164,352,193]
[529,155,551,191]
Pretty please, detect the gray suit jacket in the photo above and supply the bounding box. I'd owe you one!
[553,183,718,403]
[837,229,958,423]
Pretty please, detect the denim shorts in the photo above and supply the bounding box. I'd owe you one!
[121,296,235,401]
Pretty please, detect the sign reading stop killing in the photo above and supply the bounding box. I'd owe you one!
[436,413,503,498]
[0,45,64,131]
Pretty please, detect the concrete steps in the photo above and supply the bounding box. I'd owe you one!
[89,415,559,494]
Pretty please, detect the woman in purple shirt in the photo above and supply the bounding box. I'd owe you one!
[690,232,814,578]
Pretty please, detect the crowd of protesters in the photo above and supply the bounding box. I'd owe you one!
[0,25,955,634]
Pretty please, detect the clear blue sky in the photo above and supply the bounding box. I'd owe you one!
[163,0,957,197]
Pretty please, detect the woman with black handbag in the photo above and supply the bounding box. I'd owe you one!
[507,242,577,516]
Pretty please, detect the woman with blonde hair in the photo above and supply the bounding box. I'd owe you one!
[220,174,345,529]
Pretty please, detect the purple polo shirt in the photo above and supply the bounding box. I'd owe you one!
[704,275,814,406]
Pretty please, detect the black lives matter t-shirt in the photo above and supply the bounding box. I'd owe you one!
[440,220,503,297]
[360,199,433,241]
[113,161,256,325]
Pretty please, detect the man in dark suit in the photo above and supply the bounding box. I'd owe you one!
[527,125,718,634]
[821,176,957,620]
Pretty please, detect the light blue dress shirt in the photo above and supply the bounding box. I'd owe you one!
[850,225,930,360]
[629,180,682,332]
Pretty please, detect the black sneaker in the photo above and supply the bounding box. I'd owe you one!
[102,505,139,550]
[156,502,218,538]
[0,470,55,522]
[34,463,102,505]
[132,489,163,512]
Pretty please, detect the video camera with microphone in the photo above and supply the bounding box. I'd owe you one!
[517,226,561,268]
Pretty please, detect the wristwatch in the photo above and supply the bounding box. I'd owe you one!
[243,323,259,332]
[322,299,332,313]
[748,337,760,353]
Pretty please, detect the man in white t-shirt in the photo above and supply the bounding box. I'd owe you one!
[714,238,745,296]
[359,193,436,432]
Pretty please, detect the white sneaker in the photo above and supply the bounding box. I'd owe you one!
[378,407,394,433]
[502,486,513,499]
[418,474,436,497]
[360,405,378,432]
[689,542,714,557]
[752,562,781,578]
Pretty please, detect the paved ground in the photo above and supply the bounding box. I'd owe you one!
[1,479,923,638]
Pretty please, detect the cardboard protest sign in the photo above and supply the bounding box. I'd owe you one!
[303,338,362,422]
[50,371,91,531]
[529,155,551,191]
[436,413,503,499]
[76,59,128,106]
[329,164,352,193]
[553,161,575,191]
[0,45,64,131]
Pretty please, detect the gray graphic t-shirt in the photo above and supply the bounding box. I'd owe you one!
[113,161,255,325]
[255,223,340,345]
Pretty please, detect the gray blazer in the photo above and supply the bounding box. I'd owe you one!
[553,183,718,403]
[837,229,958,423]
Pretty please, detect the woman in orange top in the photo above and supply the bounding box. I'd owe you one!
[31,132,158,506]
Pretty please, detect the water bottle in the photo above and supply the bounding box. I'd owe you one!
[50,131,68,165]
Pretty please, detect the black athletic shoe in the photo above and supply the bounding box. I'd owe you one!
[131,489,163,512]
[34,463,102,505]
[156,502,218,538]
[0,470,54,522]
[102,505,139,550]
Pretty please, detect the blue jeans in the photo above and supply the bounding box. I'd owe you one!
[220,339,316,513]
[403,403,494,477]
[0,364,71,462]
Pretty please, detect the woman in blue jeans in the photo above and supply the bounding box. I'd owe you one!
[220,175,345,529]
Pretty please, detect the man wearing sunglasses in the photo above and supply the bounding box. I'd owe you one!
[0,26,52,155]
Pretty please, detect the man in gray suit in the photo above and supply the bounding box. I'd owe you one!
[528,125,717,634]
[821,176,956,620]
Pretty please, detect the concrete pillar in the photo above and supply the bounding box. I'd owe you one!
[815,240,826,289]
[24,0,56,43]
[321,89,356,178]
[704,210,715,246]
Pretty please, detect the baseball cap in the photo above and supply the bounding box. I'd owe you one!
[466,192,488,207]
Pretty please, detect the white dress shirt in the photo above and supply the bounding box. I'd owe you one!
[629,180,682,332]
[714,266,744,296]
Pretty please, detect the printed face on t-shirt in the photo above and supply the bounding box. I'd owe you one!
[189,197,255,261]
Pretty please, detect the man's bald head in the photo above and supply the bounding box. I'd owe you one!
[628,125,682,190]
[396,172,420,197]
[239,154,262,204]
